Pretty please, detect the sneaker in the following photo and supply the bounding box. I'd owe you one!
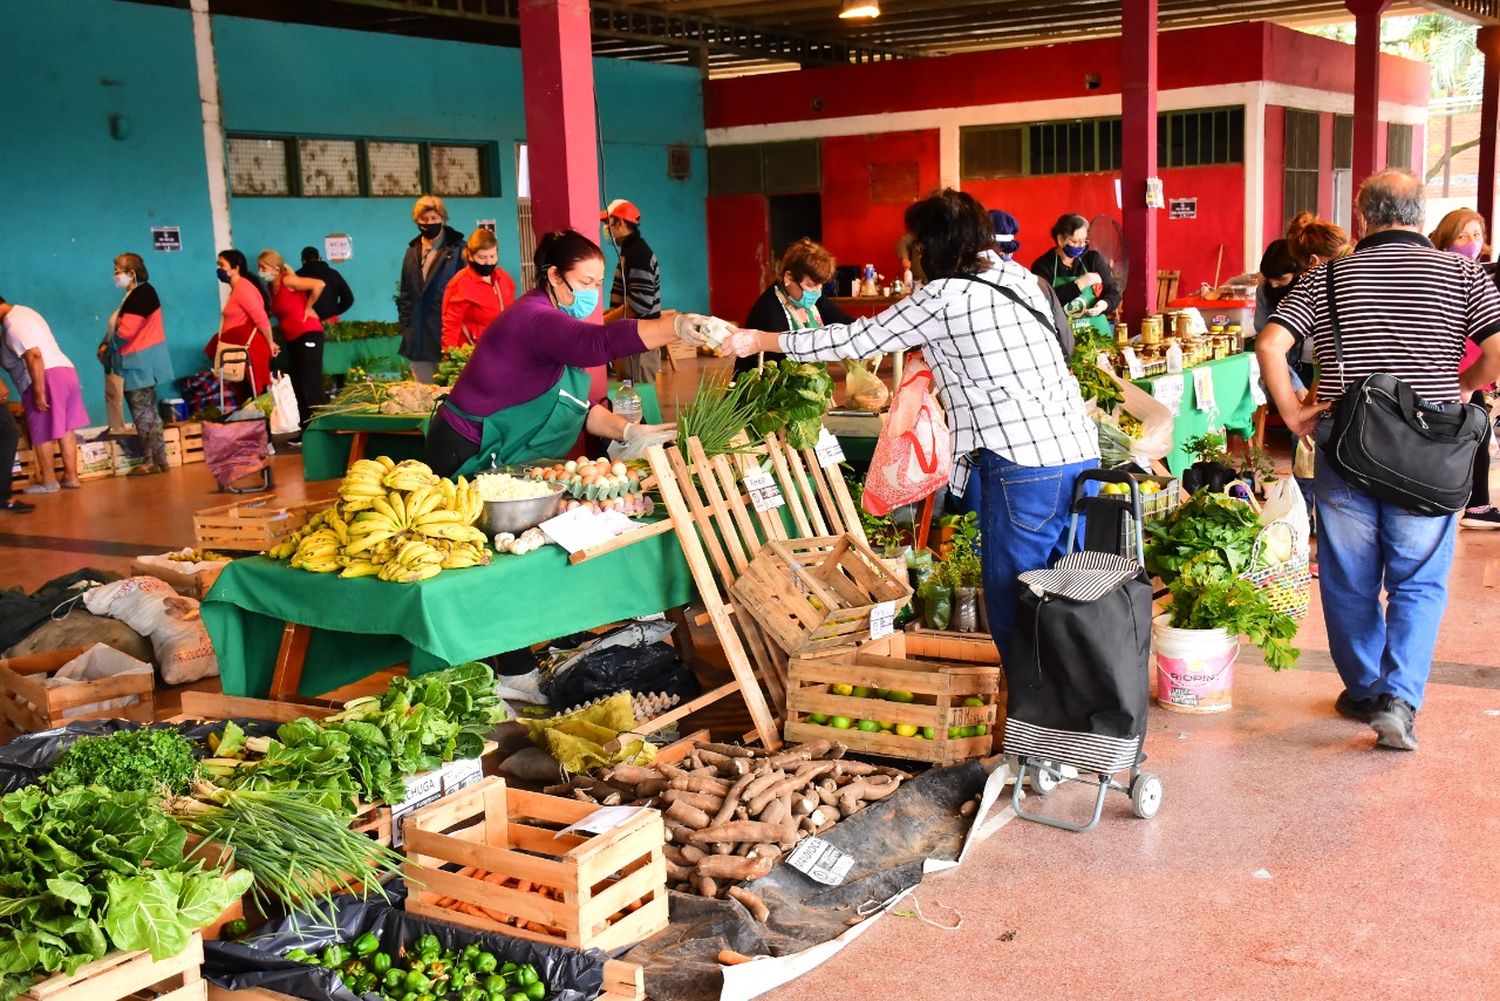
[1335,690,1378,722]
[1370,695,1419,751]
[1,499,34,513]
[1460,506,1500,529]
[23,482,59,494]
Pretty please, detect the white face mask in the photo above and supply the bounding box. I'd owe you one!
[113,273,132,289]
[259,270,279,283]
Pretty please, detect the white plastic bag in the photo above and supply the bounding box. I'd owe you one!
[42,643,154,719]
[269,373,301,435]
[82,577,219,684]
[1260,476,1311,553]
[1106,372,1174,465]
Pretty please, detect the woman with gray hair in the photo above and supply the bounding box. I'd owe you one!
[398,194,466,382]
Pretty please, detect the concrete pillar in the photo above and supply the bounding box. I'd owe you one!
[519,0,603,241]
[1346,0,1392,230]
[1477,26,1500,233]
[1121,0,1158,323]
[189,0,232,303]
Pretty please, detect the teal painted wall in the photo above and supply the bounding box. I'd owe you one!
[0,0,219,422]
[0,1,708,426]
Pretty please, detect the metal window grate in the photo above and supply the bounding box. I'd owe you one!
[298,139,359,197]
[1334,115,1354,170]
[228,136,290,196]
[959,125,1024,179]
[367,141,422,197]
[1283,109,1321,223]
[1159,108,1244,168]
[432,144,485,196]
[517,197,537,289]
[1386,123,1414,170]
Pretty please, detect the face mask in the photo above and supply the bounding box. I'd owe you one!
[558,283,599,319]
[259,269,278,283]
[113,273,132,289]
[470,261,496,277]
[795,286,821,309]
[1452,241,1483,261]
[418,222,443,239]
[216,267,232,285]
[1063,244,1088,260]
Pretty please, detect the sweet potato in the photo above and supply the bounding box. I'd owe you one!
[727,886,770,923]
[689,820,797,846]
[698,741,756,759]
[666,800,711,830]
[680,844,707,864]
[607,763,661,786]
[669,774,731,797]
[697,854,773,881]
[662,789,724,813]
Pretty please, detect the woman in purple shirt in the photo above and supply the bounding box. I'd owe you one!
[426,230,700,477]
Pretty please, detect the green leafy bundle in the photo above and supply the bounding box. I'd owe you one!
[325,320,402,343]
[1167,554,1299,671]
[1069,326,1124,411]
[201,720,360,815]
[433,344,473,387]
[676,372,759,457]
[0,787,251,1000]
[1144,488,1262,583]
[734,359,835,449]
[45,728,197,796]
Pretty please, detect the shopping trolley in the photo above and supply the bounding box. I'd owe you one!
[1005,468,1162,832]
[202,346,273,493]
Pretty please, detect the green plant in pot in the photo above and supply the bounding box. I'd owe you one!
[1180,431,1238,495]
[945,533,984,633]
[919,559,954,631]
[1238,444,1279,497]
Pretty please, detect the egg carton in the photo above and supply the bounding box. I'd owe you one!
[561,690,682,722]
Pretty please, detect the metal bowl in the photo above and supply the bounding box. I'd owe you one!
[476,478,566,536]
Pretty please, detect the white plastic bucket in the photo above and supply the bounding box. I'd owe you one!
[1152,613,1238,713]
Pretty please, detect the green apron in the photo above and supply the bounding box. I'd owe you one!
[1051,255,1112,341]
[447,366,594,477]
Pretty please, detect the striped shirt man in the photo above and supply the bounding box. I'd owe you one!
[1270,229,1500,404]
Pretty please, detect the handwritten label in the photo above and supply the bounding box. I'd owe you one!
[441,758,484,795]
[1152,375,1185,417]
[388,771,444,848]
[743,468,784,512]
[786,836,855,886]
[1096,352,1116,375]
[1248,355,1268,406]
[1193,367,1217,412]
[814,427,846,468]
[869,600,896,641]
[1121,347,1144,379]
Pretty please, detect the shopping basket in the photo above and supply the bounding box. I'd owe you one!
[202,346,273,493]
[1005,468,1162,833]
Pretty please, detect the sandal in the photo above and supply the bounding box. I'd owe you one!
[61,480,84,489]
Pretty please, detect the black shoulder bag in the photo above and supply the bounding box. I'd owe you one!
[954,273,1075,357]
[1321,258,1491,516]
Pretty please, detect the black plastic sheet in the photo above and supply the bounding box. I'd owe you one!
[547,641,699,711]
[204,889,606,1001]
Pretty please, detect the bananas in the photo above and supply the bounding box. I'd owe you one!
[270,456,494,582]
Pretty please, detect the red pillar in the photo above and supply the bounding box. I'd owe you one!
[1346,0,1392,230]
[1121,0,1158,324]
[520,0,602,240]
[1477,27,1500,234]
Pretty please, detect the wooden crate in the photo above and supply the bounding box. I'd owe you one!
[404,777,668,953]
[129,555,230,600]
[21,933,204,1001]
[0,647,154,742]
[169,422,205,465]
[784,649,999,764]
[11,448,37,490]
[193,495,334,552]
[902,624,1002,665]
[731,534,912,657]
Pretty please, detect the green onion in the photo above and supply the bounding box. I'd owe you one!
[677,372,758,457]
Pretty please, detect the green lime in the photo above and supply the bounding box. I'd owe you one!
[974,723,989,736]
[886,690,915,703]
[960,725,978,738]
[962,696,985,707]
[895,723,918,737]
[807,712,830,725]
[851,686,873,698]
[830,716,853,729]
[831,683,854,696]
[920,726,937,740]
[856,719,882,732]
[948,726,963,739]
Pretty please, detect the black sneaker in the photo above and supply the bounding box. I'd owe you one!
[1460,506,1500,530]
[1335,690,1378,722]
[1370,695,1418,751]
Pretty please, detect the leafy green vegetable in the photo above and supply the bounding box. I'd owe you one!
[733,359,835,449]
[1166,554,1299,671]
[1069,326,1123,411]
[45,728,197,796]
[1144,489,1262,584]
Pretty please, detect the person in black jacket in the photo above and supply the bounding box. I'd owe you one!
[734,238,854,375]
[1030,213,1120,322]
[398,195,466,383]
[297,247,355,323]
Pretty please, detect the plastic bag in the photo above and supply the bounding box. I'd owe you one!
[547,638,700,712]
[269,373,301,435]
[862,358,951,516]
[919,578,952,630]
[1260,476,1311,553]
[41,643,154,719]
[203,889,605,1001]
[1107,372,1174,464]
[843,356,890,412]
[81,577,219,684]
[1293,436,1316,479]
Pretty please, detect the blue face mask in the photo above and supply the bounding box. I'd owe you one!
[559,285,599,319]
[216,267,232,284]
[795,286,821,309]
[1063,244,1088,260]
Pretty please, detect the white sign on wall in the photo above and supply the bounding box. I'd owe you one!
[324,233,353,262]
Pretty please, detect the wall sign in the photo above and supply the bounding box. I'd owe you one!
[151,226,181,253]
[476,219,497,234]
[1169,198,1198,220]
[323,233,353,262]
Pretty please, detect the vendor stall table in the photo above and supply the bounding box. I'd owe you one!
[1131,352,1257,475]
[300,383,663,481]
[321,335,403,376]
[825,294,906,318]
[200,520,694,700]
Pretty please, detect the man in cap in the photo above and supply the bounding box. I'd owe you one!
[601,198,663,384]
[296,246,356,324]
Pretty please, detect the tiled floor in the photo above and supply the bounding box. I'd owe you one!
[4,372,1499,998]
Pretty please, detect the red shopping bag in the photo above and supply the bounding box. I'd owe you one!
[862,358,951,516]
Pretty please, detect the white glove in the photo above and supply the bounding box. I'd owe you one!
[673,313,734,351]
[720,329,765,359]
[1087,301,1110,317]
[610,422,678,461]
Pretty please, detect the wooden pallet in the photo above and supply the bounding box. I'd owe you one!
[193,495,334,552]
[784,649,1000,765]
[0,646,154,742]
[404,777,668,953]
[21,933,205,1001]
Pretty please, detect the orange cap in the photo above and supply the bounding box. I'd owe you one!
[600,198,641,224]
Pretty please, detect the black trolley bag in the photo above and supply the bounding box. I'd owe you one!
[1004,467,1162,833]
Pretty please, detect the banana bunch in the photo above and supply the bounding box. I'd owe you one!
[269,456,490,582]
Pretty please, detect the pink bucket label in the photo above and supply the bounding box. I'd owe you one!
[1156,647,1236,713]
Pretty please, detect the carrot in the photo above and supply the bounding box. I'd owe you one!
[482,872,507,886]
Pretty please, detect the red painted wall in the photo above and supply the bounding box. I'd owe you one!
[820,130,942,280]
[1263,105,1286,247]
[1260,27,1429,106]
[706,195,770,322]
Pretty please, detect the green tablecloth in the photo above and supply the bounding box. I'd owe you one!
[1133,352,1257,475]
[322,336,404,376]
[202,524,696,698]
[301,383,662,481]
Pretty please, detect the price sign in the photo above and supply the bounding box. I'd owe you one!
[869,600,896,641]
[1152,375,1184,417]
[1096,352,1116,375]
[743,468,784,512]
[1121,347,1144,379]
[814,427,846,468]
[388,771,443,848]
[785,836,855,886]
[441,758,484,795]
[1248,355,1268,406]
[1193,367,1217,413]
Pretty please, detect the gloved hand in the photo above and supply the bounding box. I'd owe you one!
[673,313,735,351]
[719,329,764,358]
[610,421,678,461]
[1087,301,1110,317]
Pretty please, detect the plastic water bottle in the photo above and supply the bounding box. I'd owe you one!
[1165,339,1184,375]
[614,380,644,424]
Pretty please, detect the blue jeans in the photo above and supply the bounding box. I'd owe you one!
[1313,424,1458,709]
[977,450,1100,665]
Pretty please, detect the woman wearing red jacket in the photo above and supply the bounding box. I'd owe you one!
[441,228,516,350]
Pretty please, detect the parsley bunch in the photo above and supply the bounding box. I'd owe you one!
[45,728,197,796]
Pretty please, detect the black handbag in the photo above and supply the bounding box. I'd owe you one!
[1321,260,1491,516]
